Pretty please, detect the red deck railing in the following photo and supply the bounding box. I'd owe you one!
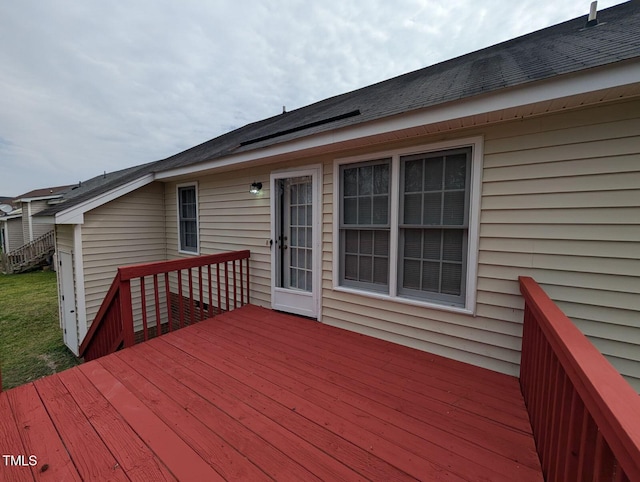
[79,250,250,362]
[519,276,640,482]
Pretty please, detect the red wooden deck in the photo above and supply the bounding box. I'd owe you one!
[0,305,543,481]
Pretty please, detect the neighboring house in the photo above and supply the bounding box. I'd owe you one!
[0,185,71,272]
[36,2,640,390]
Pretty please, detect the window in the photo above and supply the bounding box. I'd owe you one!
[335,139,480,310]
[178,184,198,253]
[340,160,391,291]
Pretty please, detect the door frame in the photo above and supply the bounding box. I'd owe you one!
[270,164,323,320]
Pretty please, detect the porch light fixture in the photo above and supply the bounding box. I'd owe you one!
[250,182,262,194]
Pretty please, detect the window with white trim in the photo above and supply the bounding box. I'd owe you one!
[178,184,198,253]
[337,143,477,309]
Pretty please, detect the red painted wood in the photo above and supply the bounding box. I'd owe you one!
[153,274,161,335]
[177,270,184,329]
[207,265,213,317]
[519,276,640,481]
[57,368,176,482]
[184,319,535,481]
[563,390,584,481]
[0,393,35,482]
[239,259,244,305]
[216,263,221,313]
[140,276,148,341]
[164,272,172,333]
[5,383,81,482]
[198,266,204,321]
[79,272,122,358]
[155,334,418,481]
[118,250,249,280]
[33,375,129,481]
[187,268,195,325]
[120,279,134,348]
[224,262,229,311]
[124,342,322,482]
[78,361,224,481]
[232,260,237,309]
[192,308,542,474]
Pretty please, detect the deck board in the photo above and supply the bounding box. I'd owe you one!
[0,305,543,481]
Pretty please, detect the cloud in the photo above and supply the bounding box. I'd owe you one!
[0,0,626,195]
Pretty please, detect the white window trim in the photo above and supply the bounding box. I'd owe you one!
[176,182,200,255]
[332,136,483,315]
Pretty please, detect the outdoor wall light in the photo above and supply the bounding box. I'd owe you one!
[250,182,262,194]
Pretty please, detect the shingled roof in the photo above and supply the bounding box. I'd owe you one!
[38,1,640,218]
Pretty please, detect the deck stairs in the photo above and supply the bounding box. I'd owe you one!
[0,230,55,274]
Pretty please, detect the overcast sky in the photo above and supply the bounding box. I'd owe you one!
[0,0,626,196]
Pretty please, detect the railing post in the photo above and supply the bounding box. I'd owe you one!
[120,278,135,348]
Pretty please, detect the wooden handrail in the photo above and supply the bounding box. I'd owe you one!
[79,250,250,361]
[519,276,640,481]
[1,230,55,274]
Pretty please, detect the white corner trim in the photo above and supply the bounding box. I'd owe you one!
[156,61,640,180]
[73,224,87,343]
[55,173,155,224]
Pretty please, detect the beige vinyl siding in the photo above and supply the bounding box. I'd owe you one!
[5,217,24,252]
[165,167,274,307]
[480,99,640,390]
[30,200,55,240]
[82,182,166,328]
[319,98,640,390]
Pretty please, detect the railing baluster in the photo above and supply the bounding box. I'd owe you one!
[178,270,185,329]
[165,272,173,333]
[140,276,148,342]
[208,264,213,318]
[217,263,221,314]
[188,268,195,325]
[224,261,229,312]
[198,266,204,321]
[239,259,244,306]
[153,274,161,338]
[233,259,237,309]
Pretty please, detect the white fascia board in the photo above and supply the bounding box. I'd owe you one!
[0,213,22,221]
[54,173,155,225]
[18,195,64,202]
[156,60,640,180]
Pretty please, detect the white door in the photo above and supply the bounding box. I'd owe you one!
[271,167,322,319]
[58,251,79,355]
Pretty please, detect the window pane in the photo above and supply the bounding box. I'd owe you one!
[344,198,357,224]
[372,196,388,224]
[298,205,306,226]
[359,230,373,255]
[424,157,443,191]
[404,193,422,224]
[345,230,358,253]
[445,154,467,189]
[358,166,373,195]
[443,191,465,225]
[422,261,440,292]
[344,168,358,196]
[358,197,372,224]
[404,160,423,192]
[373,230,389,256]
[291,184,298,205]
[423,192,442,225]
[442,263,462,295]
[404,229,422,258]
[403,259,421,290]
[345,254,358,279]
[306,228,312,248]
[306,271,313,291]
[290,205,297,225]
[443,230,463,262]
[373,163,389,194]
[359,257,372,282]
[306,249,312,270]
[373,257,388,285]
[423,229,441,259]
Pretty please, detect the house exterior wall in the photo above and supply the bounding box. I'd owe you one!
[4,217,24,252]
[29,200,55,240]
[162,98,639,390]
[81,182,166,328]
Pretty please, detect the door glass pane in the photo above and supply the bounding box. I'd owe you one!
[281,176,313,293]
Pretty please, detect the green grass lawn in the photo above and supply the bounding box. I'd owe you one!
[0,270,81,390]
